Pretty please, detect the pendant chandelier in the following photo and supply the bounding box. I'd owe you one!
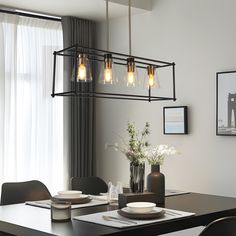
[52,0,176,102]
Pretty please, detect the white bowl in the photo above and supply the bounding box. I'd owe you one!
[126,202,156,214]
[57,190,82,198]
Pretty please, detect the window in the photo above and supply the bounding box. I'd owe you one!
[0,13,63,194]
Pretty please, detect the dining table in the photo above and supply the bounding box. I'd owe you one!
[1,192,236,236]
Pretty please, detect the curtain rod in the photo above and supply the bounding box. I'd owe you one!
[0,9,61,22]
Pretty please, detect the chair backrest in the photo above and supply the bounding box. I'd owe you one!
[71,176,108,195]
[199,216,236,236]
[0,180,51,205]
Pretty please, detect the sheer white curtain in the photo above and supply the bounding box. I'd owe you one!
[0,13,64,195]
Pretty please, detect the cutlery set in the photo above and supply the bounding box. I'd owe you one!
[102,215,137,225]
[164,210,183,216]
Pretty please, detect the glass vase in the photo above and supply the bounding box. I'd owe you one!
[130,162,145,193]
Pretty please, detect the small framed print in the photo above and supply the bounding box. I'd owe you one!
[216,71,236,136]
[163,106,188,135]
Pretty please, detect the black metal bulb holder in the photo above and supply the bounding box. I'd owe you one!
[104,53,112,69]
[52,44,176,102]
[127,57,135,73]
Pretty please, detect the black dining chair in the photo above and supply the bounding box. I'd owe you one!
[0,180,51,205]
[71,176,108,195]
[199,216,236,236]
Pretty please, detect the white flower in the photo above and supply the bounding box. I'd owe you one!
[146,144,177,165]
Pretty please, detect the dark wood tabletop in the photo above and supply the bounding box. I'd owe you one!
[1,192,236,236]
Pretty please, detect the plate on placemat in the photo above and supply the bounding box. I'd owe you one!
[52,194,91,204]
[58,190,82,198]
[117,207,165,220]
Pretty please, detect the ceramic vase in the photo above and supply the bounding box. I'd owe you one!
[147,164,165,204]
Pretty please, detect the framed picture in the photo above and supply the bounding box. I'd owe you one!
[163,106,188,134]
[216,71,236,136]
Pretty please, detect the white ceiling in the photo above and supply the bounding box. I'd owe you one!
[0,0,153,21]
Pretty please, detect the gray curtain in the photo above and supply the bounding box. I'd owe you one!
[62,16,96,178]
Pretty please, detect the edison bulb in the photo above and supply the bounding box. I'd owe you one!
[104,68,112,83]
[148,74,154,87]
[127,71,135,85]
[77,63,86,81]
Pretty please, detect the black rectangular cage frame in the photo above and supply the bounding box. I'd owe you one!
[52,44,176,102]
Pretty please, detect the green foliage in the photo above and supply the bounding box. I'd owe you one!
[125,122,151,165]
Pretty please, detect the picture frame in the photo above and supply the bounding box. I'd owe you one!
[216,71,236,136]
[163,106,188,134]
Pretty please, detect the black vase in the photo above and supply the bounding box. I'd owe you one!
[130,162,145,193]
[147,165,165,204]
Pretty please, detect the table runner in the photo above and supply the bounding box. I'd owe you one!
[73,208,195,228]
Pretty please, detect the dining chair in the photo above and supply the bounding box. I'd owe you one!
[198,216,236,236]
[71,176,108,195]
[0,180,51,205]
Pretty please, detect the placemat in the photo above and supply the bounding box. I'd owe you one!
[165,189,190,197]
[73,208,195,228]
[97,190,189,197]
[26,198,108,209]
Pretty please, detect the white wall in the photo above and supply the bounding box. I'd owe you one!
[95,0,236,198]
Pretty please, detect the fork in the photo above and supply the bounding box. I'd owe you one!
[102,215,137,225]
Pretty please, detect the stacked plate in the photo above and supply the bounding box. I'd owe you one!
[53,190,91,204]
[118,202,165,219]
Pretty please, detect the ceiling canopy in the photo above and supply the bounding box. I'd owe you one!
[0,0,152,21]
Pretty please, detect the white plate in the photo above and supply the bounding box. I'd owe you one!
[122,206,162,215]
[126,202,156,214]
[58,190,82,198]
[54,194,88,200]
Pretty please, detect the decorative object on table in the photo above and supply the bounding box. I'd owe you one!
[146,145,177,204]
[216,71,236,136]
[107,181,123,205]
[107,122,150,193]
[130,162,145,193]
[118,192,158,209]
[163,106,188,134]
[147,165,165,204]
[51,200,71,222]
